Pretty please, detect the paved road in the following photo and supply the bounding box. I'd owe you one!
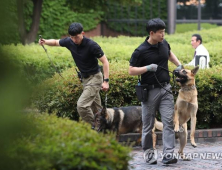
[129,141,222,170]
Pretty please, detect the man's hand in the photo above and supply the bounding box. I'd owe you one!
[146,64,158,72]
[174,65,183,72]
[39,38,46,46]
[101,81,109,92]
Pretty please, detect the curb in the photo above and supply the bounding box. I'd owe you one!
[119,128,222,145]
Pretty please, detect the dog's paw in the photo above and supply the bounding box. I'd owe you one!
[191,143,197,148]
[182,158,191,161]
[174,125,179,132]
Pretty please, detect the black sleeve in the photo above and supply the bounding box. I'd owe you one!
[91,42,104,58]
[165,40,171,56]
[129,49,141,67]
[59,37,70,47]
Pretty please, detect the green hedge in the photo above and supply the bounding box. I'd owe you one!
[1,45,131,170]
[6,113,131,170]
[94,27,222,68]
[3,27,222,128]
[175,23,218,34]
[0,44,73,85]
[32,62,222,128]
[3,27,222,86]
[31,63,139,121]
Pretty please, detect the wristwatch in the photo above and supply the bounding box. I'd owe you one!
[104,78,109,82]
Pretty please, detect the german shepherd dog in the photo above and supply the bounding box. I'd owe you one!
[94,106,162,147]
[154,66,199,159]
[173,65,199,159]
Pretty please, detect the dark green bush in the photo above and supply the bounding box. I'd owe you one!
[32,62,222,129]
[194,65,222,128]
[7,113,132,170]
[3,27,222,128]
[0,46,33,169]
[31,63,139,121]
[38,0,102,41]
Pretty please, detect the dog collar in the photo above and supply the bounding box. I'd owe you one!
[181,85,196,91]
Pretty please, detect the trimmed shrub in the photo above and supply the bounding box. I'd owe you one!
[0,43,73,85]
[32,62,222,129]
[175,23,218,33]
[3,27,222,85]
[7,113,132,170]
[31,63,139,121]
[3,27,222,128]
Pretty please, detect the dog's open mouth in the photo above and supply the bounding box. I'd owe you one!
[175,74,188,83]
[176,77,185,82]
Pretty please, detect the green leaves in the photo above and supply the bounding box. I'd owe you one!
[3,27,222,128]
[38,0,102,41]
[105,0,167,36]
[7,113,131,170]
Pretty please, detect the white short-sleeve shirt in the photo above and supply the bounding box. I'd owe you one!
[187,44,210,68]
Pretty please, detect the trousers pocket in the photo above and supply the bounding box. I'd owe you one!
[135,84,148,102]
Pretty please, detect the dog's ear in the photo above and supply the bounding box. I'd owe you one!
[191,66,199,75]
[101,107,107,117]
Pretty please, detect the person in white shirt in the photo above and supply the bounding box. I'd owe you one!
[187,34,210,68]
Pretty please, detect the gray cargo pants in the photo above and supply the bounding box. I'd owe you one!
[77,72,103,126]
[141,83,175,154]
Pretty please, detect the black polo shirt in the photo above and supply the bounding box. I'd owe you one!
[129,37,171,85]
[59,36,104,74]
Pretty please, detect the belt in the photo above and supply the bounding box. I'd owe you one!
[81,69,100,79]
[147,82,169,89]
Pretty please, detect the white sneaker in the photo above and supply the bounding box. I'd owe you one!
[143,149,158,164]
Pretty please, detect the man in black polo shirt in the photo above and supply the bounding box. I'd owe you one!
[39,22,109,127]
[129,18,181,165]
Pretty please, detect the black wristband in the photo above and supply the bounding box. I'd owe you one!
[104,78,109,82]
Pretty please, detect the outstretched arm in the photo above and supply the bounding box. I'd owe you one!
[39,38,60,46]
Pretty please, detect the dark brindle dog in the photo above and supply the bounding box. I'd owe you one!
[94,106,142,136]
[94,106,162,147]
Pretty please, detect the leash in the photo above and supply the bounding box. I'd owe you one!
[39,35,64,79]
[154,65,178,94]
[153,73,172,94]
[104,92,108,108]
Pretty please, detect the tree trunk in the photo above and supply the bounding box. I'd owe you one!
[17,0,43,44]
[26,0,43,44]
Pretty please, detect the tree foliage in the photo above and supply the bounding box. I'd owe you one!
[17,0,43,44]
[11,0,142,44]
[0,0,19,44]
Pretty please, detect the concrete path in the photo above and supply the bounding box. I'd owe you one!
[129,141,222,170]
